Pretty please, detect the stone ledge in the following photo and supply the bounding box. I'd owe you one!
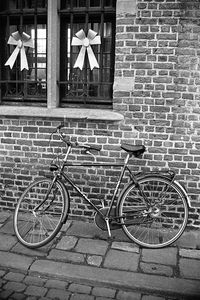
[0,106,124,122]
[30,259,200,297]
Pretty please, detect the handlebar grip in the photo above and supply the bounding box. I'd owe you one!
[85,144,102,151]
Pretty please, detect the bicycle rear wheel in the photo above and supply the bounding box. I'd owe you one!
[14,177,67,248]
[118,176,188,248]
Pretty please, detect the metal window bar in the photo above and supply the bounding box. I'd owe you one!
[59,0,116,107]
[0,0,47,105]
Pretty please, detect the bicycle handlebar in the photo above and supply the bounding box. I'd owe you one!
[54,123,102,152]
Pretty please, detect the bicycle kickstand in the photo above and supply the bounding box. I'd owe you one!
[105,218,111,238]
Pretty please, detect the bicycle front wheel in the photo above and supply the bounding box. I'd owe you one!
[14,177,67,248]
[118,176,188,248]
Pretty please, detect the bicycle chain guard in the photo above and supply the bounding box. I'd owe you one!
[94,207,121,231]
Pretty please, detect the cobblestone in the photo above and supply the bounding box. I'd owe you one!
[0,251,34,271]
[46,288,70,300]
[92,286,116,298]
[48,249,85,263]
[24,285,48,297]
[103,249,139,271]
[0,213,200,300]
[0,233,17,251]
[116,290,141,300]
[141,247,177,266]
[4,272,25,282]
[70,294,94,300]
[11,292,26,300]
[0,219,15,235]
[87,255,103,266]
[175,231,199,249]
[12,241,51,257]
[4,281,26,293]
[142,296,165,300]
[140,262,173,277]
[179,248,200,259]
[0,270,6,277]
[179,258,200,279]
[56,236,78,250]
[75,238,108,255]
[111,241,139,253]
[68,283,92,294]
[23,275,46,286]
[45,279,69,289]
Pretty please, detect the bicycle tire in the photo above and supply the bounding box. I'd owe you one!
[14,177,69,248]
[118,176,188,248]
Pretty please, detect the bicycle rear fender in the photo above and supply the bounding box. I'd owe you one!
[134,170,175,181]
[127,172,192,209]
[173,180,192,209]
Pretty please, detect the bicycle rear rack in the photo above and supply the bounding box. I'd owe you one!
[135,170,176,182]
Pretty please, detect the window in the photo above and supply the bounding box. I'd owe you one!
[59,0,116,108]
[0,0,116,110]
[0,0,47,105]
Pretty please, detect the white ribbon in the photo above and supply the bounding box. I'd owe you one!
[5,31,34,71]
[71,29,101,70]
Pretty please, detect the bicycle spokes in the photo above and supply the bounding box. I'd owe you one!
[14,179,66,248]
[119,177,188,248]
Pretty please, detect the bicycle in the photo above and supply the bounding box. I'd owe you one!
[14,124,191,249]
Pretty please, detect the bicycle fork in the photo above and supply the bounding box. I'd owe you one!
[33,176,57,213]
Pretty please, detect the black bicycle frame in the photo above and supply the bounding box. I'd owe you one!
[58,154,136,220]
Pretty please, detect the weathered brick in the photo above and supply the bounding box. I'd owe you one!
[140,262,173,277]
[75,238,108,255]
[3,272,25,283]
[23,275,46,286]
[68,283,92,294]
[24,285,47,297]
[46,288,70,300]
[180,258,200,279]
[4,281,26,293]
[48,249,85,264]
[92,286,116,298]
[103,250,139,271]
[142,248,177,266]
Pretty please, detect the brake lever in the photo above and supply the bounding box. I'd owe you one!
[84,149,96,160]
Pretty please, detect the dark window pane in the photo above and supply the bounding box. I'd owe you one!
[0,0,47,105]
[59,0,116,107]
[90,0,100,7]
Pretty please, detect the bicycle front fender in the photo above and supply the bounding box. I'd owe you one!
[57,178,70,224]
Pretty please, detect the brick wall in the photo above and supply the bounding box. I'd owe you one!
[114,0,200,228]
[0,0,200,228]
[0,118,140,219]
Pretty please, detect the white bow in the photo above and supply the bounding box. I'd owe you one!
[71,29,101,70]
[5,31,34,71]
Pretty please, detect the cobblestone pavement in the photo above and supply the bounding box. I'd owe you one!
[0,211,200,300]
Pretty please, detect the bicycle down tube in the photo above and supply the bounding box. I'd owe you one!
[60,154,131,220]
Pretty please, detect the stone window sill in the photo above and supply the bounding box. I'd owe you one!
[0,106,124,122]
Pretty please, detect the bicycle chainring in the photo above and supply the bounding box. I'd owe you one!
[94,207,121,231]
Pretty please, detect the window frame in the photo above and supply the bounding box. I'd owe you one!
[0,0,48,105]
[0,0,117,111]
[59,0,116,108]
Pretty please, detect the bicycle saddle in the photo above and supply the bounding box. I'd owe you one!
[121,143,146,158]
